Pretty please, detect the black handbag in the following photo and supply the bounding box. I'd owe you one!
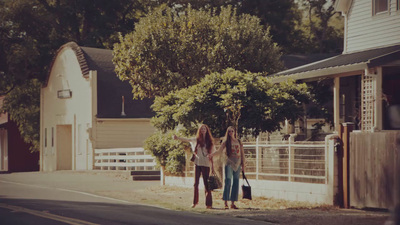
[242,171,252,200]
[208,170,222,191]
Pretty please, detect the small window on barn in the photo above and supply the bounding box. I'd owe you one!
[51,127,54,147]
[45,128,47,147]
[398,0,400,10]
[373,0,389,15]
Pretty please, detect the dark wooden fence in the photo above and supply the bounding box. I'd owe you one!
[350,131,400,209]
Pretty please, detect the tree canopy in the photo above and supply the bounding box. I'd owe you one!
[153,0,343,54]
[151,68,312,138]
[113,5,283,99]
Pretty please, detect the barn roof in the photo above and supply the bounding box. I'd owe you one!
[45,42,154,119]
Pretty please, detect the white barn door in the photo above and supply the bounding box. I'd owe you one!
[56,125,72,170]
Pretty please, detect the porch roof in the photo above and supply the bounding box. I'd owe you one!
[273,44,400,81]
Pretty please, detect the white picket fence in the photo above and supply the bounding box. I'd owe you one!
[94,148,157,171]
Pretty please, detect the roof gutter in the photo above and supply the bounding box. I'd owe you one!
[271,63,367,83]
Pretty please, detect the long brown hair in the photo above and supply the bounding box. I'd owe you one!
[195,124,214,154]
[224,126,236,157]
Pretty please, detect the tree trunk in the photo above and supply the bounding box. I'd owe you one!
[161,165,166,186]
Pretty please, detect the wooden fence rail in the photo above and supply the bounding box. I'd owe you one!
[94,148,157,171]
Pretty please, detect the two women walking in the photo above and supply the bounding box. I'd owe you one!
[174,124,246,209]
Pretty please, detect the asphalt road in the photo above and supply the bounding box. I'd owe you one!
[0,179,274,225]
[0,171,393,225]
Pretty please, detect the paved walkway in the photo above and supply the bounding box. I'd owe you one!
[0,171,393,225]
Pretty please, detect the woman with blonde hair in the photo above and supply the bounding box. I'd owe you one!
[209,126,245,209]
[174,124,215,209]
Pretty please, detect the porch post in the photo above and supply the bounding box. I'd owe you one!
[375,67,383,131]
[334,77,340,132]
[339,122,354,208]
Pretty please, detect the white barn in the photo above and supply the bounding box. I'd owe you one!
[40,42,155,171]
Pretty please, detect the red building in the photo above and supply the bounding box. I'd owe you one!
[0,96,39,172]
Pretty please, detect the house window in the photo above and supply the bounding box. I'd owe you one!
[398,0,399,10]
[373,0,388,15]
[45,128,47,147]
[382,69,400,130]
[51,127,54,147]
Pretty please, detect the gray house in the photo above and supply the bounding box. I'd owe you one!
[273,0,400,209]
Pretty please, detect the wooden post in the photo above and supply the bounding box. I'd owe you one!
[340,122,354,208]
[334,77,340,132]
[256,136,259,180]
[337,124,344,207]
[395,133,400,224]
[288,134,297,182]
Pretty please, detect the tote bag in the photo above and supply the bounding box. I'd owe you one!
[208,170,222,190]
[242,171,252,200]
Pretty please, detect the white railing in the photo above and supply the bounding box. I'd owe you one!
[244,137,326,184]
[94,148,157,171]
[185,135,327,184]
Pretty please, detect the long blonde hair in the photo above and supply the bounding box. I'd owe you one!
[223,126,236,157]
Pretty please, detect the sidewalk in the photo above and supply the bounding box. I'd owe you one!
[0,171,391,225]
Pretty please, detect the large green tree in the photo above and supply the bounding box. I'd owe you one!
[151,68,312,138]
[154,0,343,54]
[299,0,343,53]
[237,0,307,54]
[113,5,283,99]
[146,69,311,173]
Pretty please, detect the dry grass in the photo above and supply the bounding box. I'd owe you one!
[98,184,336,213]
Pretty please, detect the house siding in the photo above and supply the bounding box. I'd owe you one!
[95,119,155,149]
[346,0,400,53]
[41,48,92,171]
